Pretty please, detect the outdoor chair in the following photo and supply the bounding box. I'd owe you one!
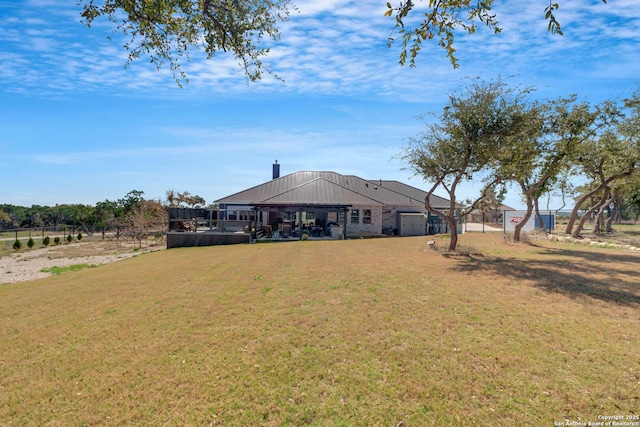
[280,224,291,237]
[177,220,191,232]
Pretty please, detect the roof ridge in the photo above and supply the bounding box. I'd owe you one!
[262,176,327,201]
[262,177,385,205]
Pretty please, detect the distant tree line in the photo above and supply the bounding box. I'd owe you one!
[1,189,208,248]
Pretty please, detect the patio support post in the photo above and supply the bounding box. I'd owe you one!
[298,209,303,240]
[342,208,348,240]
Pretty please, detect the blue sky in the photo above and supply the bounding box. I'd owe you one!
[1,0,639,209]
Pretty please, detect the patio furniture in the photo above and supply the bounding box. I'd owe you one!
[280,224,291,237]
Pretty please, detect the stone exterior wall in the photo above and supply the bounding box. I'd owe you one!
[346,207,383,237]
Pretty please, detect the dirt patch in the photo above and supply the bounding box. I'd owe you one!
[0,238,164,284]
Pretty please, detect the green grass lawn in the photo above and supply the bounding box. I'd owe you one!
[0,234,638,426]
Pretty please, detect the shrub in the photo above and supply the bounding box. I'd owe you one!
[77,232,83,241]
[12,240,21,251]
[43,236,50,246]
[27,237,35,249]
[54,237,61,245]
[67,234,73,244]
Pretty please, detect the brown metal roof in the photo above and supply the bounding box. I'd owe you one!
[215,171,448,208]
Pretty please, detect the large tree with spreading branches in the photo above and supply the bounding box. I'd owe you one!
[79,0,293,84]
[493,96,618,242]
[79,1,608,83]
[385,0,608,69]
[402,78,530,251]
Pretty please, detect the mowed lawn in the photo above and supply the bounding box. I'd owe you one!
[1,234,638,426]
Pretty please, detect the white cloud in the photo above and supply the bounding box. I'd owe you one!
[4,0,639,207]
[0,0,635,106]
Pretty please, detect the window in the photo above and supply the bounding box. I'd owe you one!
[350,209,360,224]
[363,209,372,224]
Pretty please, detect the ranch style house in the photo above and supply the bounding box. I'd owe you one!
[214,168,449,239]
[166,165,451,248]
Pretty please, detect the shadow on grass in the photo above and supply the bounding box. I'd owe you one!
[452,245,640,306]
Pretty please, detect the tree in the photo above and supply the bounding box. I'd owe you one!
[166,190,206,208]
[0,209,9,227]
[402,78,530,251]
[94,200,121,237]
[79,0,293,85]
[386,0,608,69]
[72,204,98,236]
[565,95,640,237]
[179,191,206,208]
[566,135,639,237]
[125,200,167,248]
[24,205,46,228]
[494,96,617,241]
[166,189,178,207]
[617,173,640,222]
[119,190,146,214]
[79,1,612,84]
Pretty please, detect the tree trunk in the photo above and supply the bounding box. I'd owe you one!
[566,164,636,234]
[425,182,463,252]
[447,219,458,251]
[513,185,534,242]
[612,191,623,225]
[444,193,459,250]
[605,207,615,232]
[572,187,610,238]
[593,206,605,235]
[604,191,616,232]
[565,186,602,235]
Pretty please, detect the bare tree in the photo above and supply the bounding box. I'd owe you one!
[125,200,167,248]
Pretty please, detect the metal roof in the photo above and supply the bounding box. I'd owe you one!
[370,180,450,209]
[215,171,449,208]
[261,177,384,206]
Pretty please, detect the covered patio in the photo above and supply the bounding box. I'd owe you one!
[165,205,351,248]
[252,203,350,240]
